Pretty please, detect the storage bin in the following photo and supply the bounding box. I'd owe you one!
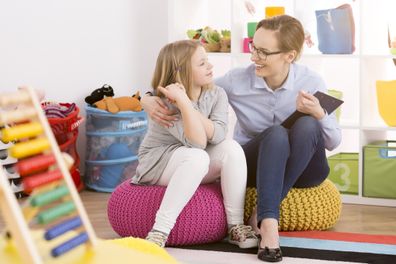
[316,4,355,54]
[265,6,285,18]
[85,129,146,161]
[44,102,83,190]
[376,80,396,127]
[86,105,147,133]
[328,89,343,122]
[363,141,396,199]
[85,105,147,192]
[60,131,80,167]
[327,153,358,195]
[44,102,83,145]
[85,156,139,193]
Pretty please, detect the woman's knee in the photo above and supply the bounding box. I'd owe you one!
[261,125,289,147]
[293,116,321,135]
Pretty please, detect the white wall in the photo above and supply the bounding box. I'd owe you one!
[0,0,169,173]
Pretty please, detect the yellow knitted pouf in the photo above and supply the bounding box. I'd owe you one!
[244,179,342,231]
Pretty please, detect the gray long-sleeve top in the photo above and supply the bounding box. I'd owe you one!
[131,85,228,184]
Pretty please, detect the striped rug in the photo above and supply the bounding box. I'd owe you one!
[177,231,396,263]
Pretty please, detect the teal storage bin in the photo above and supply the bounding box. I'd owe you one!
[85,105,147,192]
[327,153,358,195]
[86,105,147,133]
[363,141,396,199]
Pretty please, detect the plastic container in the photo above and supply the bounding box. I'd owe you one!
[59,131,80,167]
[44,103,83,145]
[363,141,396,199]
[327,152,358,195]
[44,102,83,190]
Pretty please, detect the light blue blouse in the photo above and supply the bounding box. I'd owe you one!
[215,63,341,150]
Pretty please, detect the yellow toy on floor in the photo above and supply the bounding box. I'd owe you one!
[0,86,176,263]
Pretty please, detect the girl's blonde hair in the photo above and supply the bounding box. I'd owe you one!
[151,40,212,99]
[256,15,305,62]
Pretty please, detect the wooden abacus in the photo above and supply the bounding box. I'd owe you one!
[0,86,97,263]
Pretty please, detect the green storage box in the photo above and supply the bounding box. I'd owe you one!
[327,152,359,194]
[328,89,343,122]
[363,141,396,199]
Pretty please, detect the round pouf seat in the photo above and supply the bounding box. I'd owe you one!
[245,179,342,231]
[108,180,228,246]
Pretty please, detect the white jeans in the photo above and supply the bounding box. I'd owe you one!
[152,139,247,235]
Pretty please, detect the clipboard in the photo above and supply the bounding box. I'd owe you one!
[281,91,344,129]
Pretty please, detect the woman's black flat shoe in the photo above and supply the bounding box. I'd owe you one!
[257,246,282,262]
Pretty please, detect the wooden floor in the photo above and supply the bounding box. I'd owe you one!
[1,190,396,239]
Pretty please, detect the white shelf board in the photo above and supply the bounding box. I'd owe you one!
[342,194,396,207]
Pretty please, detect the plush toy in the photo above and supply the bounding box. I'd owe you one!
[94,91,142,113]
[85,84,114,105]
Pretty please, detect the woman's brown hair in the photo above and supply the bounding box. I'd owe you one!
[256,15,305,61]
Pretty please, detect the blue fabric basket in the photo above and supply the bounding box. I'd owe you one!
[84,105,147,192]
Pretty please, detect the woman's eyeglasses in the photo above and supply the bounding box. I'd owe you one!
[249,42,282,61]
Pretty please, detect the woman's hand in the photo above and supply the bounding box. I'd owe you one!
[141,93,178,128]
[296,90,325,120]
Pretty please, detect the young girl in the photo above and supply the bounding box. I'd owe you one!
[131,40,257,248]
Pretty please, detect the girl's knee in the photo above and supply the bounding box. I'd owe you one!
[185,148,210,169]
[218,139,243,152]
[216,139,245,160]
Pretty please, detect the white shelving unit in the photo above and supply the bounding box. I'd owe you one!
[168,0,396,206]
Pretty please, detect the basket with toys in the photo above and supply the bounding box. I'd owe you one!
[84,85,147,192]
[42,101,84,191]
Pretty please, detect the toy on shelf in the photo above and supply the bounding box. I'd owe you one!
[187,27,231,53]
[0,87,175,263]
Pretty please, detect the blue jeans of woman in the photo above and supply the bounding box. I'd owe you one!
[242,116,330,227]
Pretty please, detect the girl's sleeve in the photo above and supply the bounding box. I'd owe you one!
[208,87,229,145]
[165,103,207,149]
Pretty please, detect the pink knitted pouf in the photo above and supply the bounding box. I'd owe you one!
[107,180,228,246]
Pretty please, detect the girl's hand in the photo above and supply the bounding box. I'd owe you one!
[158,83,189,106]
[296,90,325,120]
